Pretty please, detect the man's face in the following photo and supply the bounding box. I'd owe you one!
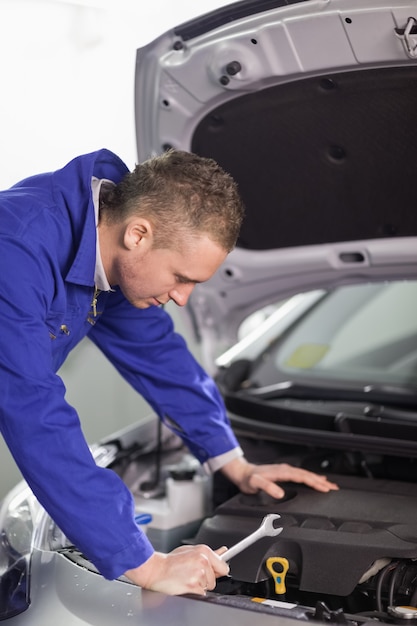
[114,234,228,309]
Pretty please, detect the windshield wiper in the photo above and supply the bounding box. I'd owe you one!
[245,380,417,408]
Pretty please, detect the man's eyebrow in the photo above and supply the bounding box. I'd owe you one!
[175,273,202,284]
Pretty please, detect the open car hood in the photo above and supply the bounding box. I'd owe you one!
[135,0,417,360]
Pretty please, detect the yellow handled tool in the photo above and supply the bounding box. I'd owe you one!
[266,556,289,595]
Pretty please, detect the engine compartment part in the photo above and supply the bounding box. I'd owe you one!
[61,421,417,625]
[195,474,417,621]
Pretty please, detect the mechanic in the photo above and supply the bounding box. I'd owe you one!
[0,148,338,596]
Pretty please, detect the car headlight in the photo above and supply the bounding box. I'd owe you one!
[0,481,38,620]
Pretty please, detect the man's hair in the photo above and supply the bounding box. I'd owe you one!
[100,149,244,252]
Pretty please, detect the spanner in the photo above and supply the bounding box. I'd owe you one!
[220,513,283,562]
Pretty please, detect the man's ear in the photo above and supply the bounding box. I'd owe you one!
[123,218,154,251]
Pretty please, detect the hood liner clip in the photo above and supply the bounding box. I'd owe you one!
[395,16,417,59]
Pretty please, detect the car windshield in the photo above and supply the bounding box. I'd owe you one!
[248,280,417,391]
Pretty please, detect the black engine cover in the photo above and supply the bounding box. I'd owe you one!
[195,474,417,596]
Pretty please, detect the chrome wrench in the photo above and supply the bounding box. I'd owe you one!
[220,513,283,562]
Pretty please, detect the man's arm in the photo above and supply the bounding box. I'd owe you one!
[92,296,339,499]
[0,237,153,580]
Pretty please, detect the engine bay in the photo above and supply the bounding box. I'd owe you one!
[66,417,417,625]
[111,416,417,623]
[197,472,417,623]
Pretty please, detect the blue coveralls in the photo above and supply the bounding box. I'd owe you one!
[0,149,239,579]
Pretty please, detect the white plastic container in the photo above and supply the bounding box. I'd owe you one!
[166,473,206,524]
[134,470,211,552]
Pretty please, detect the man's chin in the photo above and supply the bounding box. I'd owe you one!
[127,299,152,309]
[131,298,162,309]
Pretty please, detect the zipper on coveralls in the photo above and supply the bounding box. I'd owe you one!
[87,287,101,325]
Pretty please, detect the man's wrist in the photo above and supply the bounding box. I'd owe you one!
[220,456,255,490]
[124,552,164,589]
[203,446,244,474]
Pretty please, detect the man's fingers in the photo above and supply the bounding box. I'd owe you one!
[249,472,285,498]
[246,464,339,498]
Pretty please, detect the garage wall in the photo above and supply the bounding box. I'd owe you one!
[0,0,222,499]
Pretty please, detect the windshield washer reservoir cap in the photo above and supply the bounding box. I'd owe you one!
[169,468,196,481]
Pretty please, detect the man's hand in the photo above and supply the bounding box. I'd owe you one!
[124,544,229,596]
[221,457,339,499]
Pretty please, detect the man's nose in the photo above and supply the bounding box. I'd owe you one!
[169,283,195,307]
